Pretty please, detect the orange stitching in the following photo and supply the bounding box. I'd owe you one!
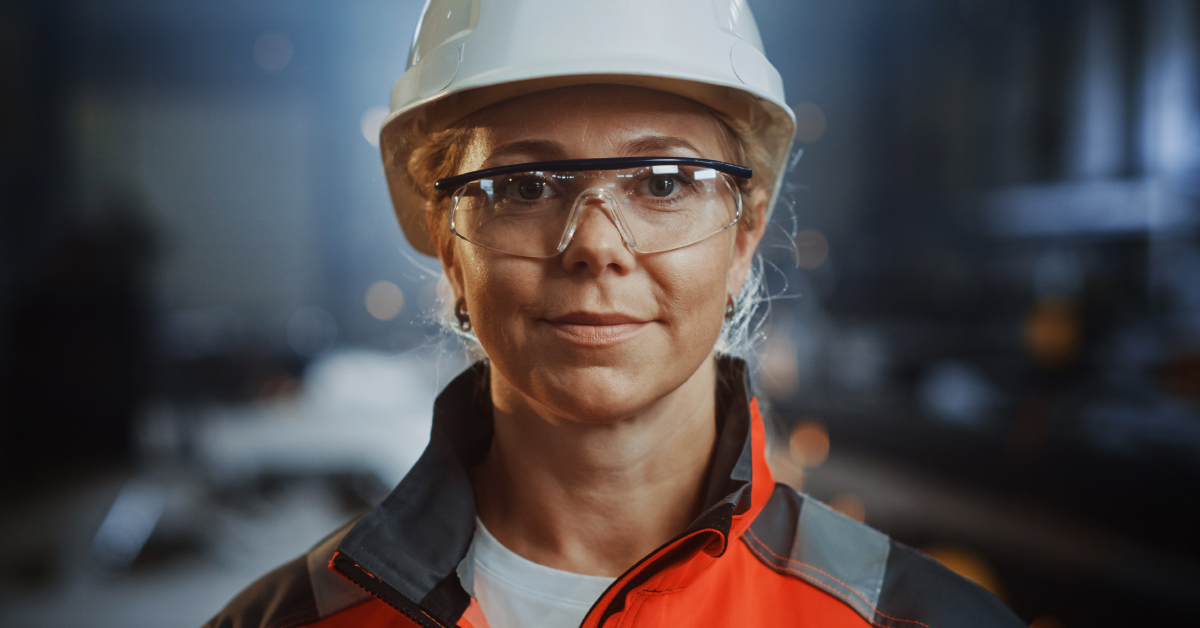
[745,529,878,608]
[743,530,932,628]
[742,538,893,628]
[745,530,930,628]
[614,580,688,628]
[417,608,443,626]
[333,555,447,628]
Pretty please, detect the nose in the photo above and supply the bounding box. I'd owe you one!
[560,194,635,275]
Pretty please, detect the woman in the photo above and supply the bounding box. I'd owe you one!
[208,1,1024,627]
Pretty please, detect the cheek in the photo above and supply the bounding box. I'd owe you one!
[458,248,542,346]
[655,237,733,340]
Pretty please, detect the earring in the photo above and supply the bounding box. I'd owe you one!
[455,297,472,332]
[725,293,737,321]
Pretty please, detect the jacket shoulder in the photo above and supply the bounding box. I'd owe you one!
[877,540,1024,628]
[203,555,319,628]
[204,520,372,628]
[744,484,1025,628]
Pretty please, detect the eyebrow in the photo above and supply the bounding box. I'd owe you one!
[486,140,567,165]
[621,135,705,157]
[485,135,706,166]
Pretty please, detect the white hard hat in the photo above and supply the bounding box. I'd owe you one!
[382,0,796,256]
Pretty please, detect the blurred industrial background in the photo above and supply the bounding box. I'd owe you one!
[1,0,1197,626]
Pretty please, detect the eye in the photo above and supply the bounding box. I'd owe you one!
[516,178,546,200]
[647,175,676,198]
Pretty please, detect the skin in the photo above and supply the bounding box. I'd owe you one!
[438,85,767,577]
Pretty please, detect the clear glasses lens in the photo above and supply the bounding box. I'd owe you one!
[449,166,741,258]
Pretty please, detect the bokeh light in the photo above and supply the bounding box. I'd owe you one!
[1023,298,1081,367]
[1030,616,1064,628]
[829,493,866,523]
[365,281,405,321]
[794,229,830,269]
[789,419,830,468]
[760,327,800,399]
[793,102,828,143]
[921,544,1006,600]
[360,106,390,148]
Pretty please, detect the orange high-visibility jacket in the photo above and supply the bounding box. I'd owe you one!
[205,358,1024,628]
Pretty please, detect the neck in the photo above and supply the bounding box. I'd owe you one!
[471,355,719,577]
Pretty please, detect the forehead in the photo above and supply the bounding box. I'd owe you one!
[460,85,730,168]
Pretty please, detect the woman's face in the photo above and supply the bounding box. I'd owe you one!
[441,85,766,424]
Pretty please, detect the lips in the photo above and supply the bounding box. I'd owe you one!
[544,311,650,346]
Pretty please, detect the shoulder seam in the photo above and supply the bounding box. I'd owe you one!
[876,540,1026,628]
[741,531,930,628]
[743,486,933,628]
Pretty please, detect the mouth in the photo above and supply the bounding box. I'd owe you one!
[544,312,651,346]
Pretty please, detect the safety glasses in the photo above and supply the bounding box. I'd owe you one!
[434,157,752,258]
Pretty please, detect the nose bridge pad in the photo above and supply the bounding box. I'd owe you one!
[555,188,637,253]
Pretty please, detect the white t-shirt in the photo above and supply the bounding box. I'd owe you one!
[457,519,616,628]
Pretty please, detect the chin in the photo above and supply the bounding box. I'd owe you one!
[528,362,662,423]
[527,349,714,424]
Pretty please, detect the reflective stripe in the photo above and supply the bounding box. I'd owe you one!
[798,497,890,612]
[744,486,890,624]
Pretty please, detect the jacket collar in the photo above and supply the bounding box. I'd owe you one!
[332,356,770,628]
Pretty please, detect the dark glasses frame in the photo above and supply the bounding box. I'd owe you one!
[433,157,753,193]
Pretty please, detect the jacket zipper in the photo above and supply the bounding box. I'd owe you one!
[580,527,720,628]
[331,551,449,628]
[333,533,707,628]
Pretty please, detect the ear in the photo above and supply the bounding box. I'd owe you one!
[726,188,768,298]
[437,235,467,305]
[441,260,465,304]
[436,248,463,304]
